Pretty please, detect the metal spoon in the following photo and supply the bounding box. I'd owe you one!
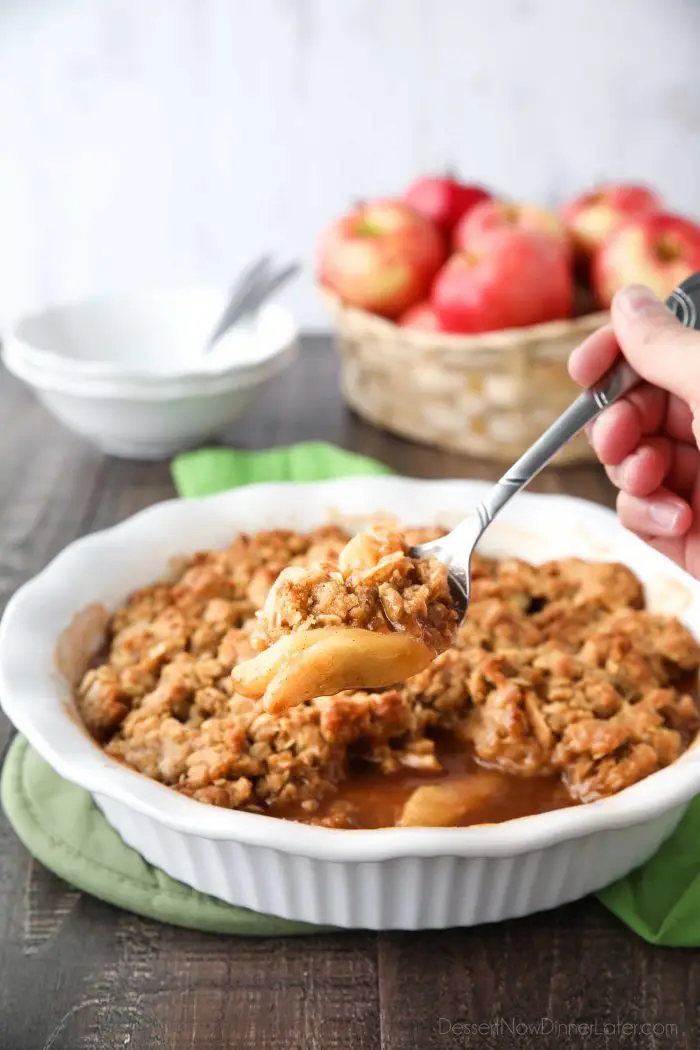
[410,274,700,622]
[203,257,301,354]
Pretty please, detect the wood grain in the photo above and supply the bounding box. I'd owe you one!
[0,341,697,1050]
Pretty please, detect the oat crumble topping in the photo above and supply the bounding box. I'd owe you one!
[253,525,458,653]
[74,525,700,824]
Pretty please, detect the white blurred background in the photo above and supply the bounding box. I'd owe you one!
[0,0,698,329]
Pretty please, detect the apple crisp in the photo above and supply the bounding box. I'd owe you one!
[231,525,459,712]
[75,524,700,828]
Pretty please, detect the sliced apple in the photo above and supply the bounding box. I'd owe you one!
[232,627,434,713]
[398,772,505,827]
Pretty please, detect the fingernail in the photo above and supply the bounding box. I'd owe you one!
[648,501,682,531]
[584,421,595,445]
[614,284,663,317]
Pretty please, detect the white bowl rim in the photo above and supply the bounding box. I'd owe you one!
[1,325,298,401]
[2,476,700,863]
[3,293,299,386]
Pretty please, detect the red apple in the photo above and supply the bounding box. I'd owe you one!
[398,301,443,331]
[318,198,445,318]
[593,211,700,308]
[454,199,569,255]
[404,175,491,233]
[432,230,573,334]
[561,183,662,259]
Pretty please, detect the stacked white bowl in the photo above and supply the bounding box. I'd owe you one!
[1,288,298,459]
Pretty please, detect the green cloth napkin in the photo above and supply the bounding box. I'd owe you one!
[171,442,391,498]
[1,735,324,935]
[3,439,700,944]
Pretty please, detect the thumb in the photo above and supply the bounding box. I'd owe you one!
[611,284,700,404]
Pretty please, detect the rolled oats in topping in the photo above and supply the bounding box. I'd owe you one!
[74,524,700,821]
[252,525,459,656]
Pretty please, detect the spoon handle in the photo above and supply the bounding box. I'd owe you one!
[204,256,273,351]
[204,260,301,354]
[472,278,700,533]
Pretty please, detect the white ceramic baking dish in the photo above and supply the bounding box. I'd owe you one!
[2,477,700,930]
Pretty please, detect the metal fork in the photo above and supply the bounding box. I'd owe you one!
[409,274,700,622]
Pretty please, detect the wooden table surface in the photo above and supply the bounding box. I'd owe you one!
[1,340,698,1050]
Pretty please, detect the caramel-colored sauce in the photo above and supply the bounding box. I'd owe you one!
[273,731,577,829]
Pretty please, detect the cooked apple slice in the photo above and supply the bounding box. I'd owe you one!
[398,772,505,827]
[232,627,433,712]
[231,630,338,699]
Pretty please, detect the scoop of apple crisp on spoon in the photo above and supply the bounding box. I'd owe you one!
[232,277,700,713]
[231,526,459,712]
[229,364,644,714]
[230,362,635,714]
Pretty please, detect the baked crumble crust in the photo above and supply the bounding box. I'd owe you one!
[75,525,700,822]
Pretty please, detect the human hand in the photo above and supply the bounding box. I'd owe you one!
[568,284,700,575]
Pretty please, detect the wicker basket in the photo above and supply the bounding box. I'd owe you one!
[322,289,609,464]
